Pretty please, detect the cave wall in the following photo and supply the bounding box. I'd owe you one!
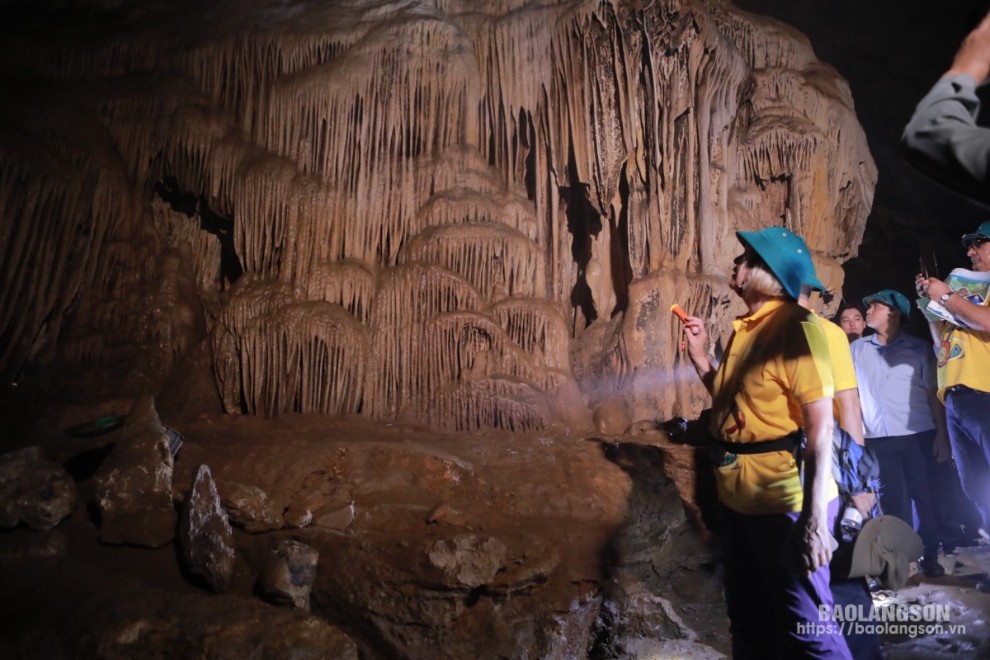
[0,0,875,431]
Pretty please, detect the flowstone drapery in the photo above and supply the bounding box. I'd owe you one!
[0,0,875,430]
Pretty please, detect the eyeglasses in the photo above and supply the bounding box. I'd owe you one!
[965,237,990,250]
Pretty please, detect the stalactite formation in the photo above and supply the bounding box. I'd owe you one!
[0,0,875,429]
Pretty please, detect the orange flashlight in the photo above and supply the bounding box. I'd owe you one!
[671,304,698,351]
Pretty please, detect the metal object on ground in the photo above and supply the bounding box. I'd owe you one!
[162,425,183,457]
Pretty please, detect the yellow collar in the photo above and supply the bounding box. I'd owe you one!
[732,298,789,332]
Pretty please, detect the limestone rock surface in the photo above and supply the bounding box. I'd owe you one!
[92,397,176,547]
[166,415,728,658]
[0,0,875,430]
[0,446,78,531]
[0,557,358,660]
[216,479,283,533]
[179,464,236,592]
[257,538,320,611]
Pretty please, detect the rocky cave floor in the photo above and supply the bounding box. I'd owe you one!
[1,368,990,659]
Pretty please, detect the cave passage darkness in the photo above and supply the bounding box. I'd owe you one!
[737,0,990,332]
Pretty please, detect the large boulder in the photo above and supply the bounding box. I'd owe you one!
[92,397,176,547]
[216,479,283,533]
[0,446,78,531]
[257,538,320,611]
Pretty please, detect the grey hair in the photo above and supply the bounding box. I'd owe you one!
[742,260,787,299]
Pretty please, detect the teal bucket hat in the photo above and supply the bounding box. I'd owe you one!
[862,289,911,317]
[961,220,990,248]
[736,227,824,300]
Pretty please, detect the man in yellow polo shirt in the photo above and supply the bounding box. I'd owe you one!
[800,293,865,446]
[681,227,850,659]
[916,220,990,538]
[800,287,882,660]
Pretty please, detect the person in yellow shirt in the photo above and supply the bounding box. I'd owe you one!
[916,220,990,539]
[801,294,865,446]
[682,227,850,659]
[800,289,882,660]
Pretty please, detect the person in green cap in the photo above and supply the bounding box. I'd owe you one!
[850,289,948,578]
[679,227,850,659]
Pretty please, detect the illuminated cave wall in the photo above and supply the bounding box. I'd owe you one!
[0,0,876,431]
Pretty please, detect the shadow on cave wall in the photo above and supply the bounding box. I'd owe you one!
[562,173,603,330]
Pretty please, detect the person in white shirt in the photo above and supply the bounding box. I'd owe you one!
[850,289,948,578]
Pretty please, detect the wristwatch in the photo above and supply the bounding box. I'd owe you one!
[940,292,953,303]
